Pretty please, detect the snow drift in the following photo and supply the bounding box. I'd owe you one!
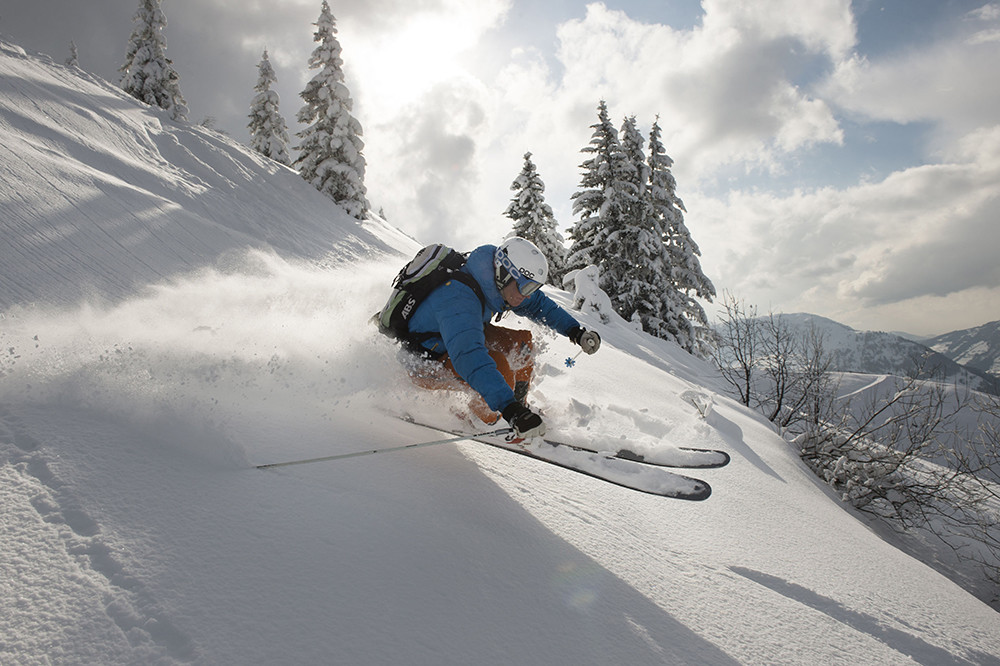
[2,38,1000,665]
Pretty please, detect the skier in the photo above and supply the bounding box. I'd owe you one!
[400,237,601,439]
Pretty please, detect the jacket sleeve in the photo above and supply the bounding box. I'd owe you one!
[515,291,581,336]
[427,280,517,412]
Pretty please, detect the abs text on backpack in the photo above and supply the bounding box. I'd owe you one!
[375,244,485,352]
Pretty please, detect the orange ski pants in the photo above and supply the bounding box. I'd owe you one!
[409,324,533,423]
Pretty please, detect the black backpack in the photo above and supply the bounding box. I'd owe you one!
[374,244,486,354]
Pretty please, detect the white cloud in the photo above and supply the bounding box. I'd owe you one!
[693,125,1000,333]
[968,28,1000,44]
[544,2,849,182]
[701,0,857,60]
[967,3,1000,22]
[365,77,495,246]
[820,10,1000,141]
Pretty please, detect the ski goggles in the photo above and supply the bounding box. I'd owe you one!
[495,249,542,297]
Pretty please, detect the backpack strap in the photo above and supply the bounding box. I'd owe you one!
[400,271,487,356]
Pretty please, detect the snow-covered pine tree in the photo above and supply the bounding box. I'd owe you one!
[608,115,671,335]
[647,117,716,354]
[66,41,79,68]
[504,152,566,285]
[567,101,625,278]
[295,1,369,220]
[247,49,291,165]
[119,0,188,121]
[569,102,655,326]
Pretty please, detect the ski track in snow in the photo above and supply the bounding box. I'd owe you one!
[837,374,891,400]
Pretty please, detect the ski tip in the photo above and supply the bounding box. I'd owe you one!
[682,483,712,501]
[676,447,732,469]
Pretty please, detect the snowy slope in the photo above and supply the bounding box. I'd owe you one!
[0,39,411,311]
[926,320,1000,380]
[2,38,1000,665]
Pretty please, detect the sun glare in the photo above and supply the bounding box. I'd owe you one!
[353,14,478,109]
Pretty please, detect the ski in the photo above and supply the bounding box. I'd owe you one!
[398,416,712,501]
[389,413,728,468]
[544,437,730,469]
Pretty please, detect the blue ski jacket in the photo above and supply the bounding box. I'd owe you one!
[407,244,581,412]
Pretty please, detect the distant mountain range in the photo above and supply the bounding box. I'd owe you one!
[923,320,1000,379]
[777,314,1000,395]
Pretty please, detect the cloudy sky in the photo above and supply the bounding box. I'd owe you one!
[3,0,999,336]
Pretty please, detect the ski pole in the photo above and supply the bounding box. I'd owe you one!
[565,350,583,367]
[255,427,514,469]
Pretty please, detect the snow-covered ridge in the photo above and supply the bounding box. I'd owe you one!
[1,37,999,664]
[778,313,999,394]
[0,37,410,312]
[926,320,1000,379]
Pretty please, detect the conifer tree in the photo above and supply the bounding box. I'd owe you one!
[504,152,566,285]
[607,115,671,334]
[567,101,625,277]
[295,1,369,219]
[66,41,79,68]
[569,106,716,356]
[119,0,188,121]
[247,49,291,165]
[569,101,659,324]
[647,117,716,354]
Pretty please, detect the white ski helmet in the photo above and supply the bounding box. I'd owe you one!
[494,237,548,296]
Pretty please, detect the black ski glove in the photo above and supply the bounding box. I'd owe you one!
[502,402,546,439]
[568,326,601,355]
